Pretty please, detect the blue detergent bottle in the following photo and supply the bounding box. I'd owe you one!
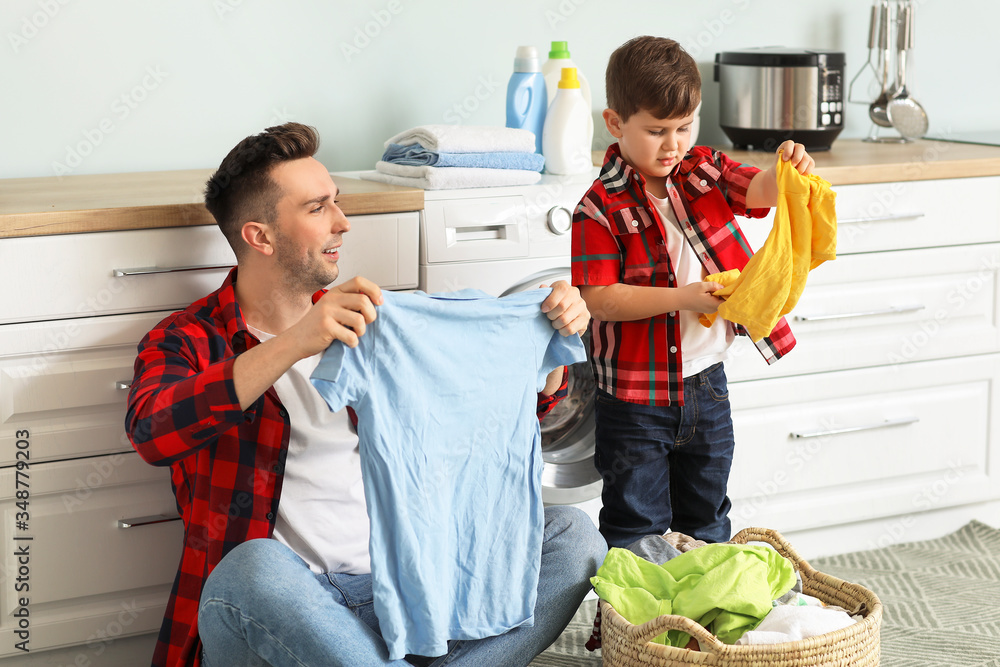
[505,46,547,153]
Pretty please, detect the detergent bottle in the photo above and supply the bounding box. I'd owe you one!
[505,46,547,153]
[542,67,593,175]
[542,41,592,109]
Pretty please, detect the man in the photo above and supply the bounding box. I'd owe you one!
[126,122,607,666]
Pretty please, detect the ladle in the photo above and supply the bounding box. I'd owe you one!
[886,1,928,139]
[868,0,893,127]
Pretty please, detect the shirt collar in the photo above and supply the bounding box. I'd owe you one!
[218,267,252,349]
[599,142,701,197]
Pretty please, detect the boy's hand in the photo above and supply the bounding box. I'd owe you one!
[541,281,591,336]
[776,139,815,176]
[746,140,816,207]
[679,281,724,314]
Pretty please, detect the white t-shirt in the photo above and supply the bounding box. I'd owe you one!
[647,192,734,377]
[248,326,371,575]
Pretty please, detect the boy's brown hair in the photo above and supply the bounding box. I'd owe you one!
[204,122,320,259]
[605,36,701,122]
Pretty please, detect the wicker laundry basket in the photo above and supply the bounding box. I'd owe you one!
[599,527,882,666]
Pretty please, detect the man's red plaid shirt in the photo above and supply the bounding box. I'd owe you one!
[125,268,568,666]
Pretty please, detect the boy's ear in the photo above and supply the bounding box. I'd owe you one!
[603,109,623,138]
[241,220,276,257]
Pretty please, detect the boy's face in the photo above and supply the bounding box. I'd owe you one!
[604,107,697,192]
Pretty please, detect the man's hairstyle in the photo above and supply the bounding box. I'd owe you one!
[204,122,320,258]
[605,36,701,122]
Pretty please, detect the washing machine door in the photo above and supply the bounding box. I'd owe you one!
[501,268,603,505]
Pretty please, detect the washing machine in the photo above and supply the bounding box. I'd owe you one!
[417,171,603,523]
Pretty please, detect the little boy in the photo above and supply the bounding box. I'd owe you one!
[572,35,815,548]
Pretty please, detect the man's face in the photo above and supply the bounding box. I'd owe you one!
[268,157,350,292]
[607,108,696,195]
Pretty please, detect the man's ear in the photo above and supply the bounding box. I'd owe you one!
[240,221,275,257]
[603,109,623,138]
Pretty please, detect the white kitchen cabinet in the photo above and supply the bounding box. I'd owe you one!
[0,454,182,658]
[0,209,419,661]
[725,176,1000,538]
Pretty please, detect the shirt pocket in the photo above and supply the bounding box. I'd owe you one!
[682,163,730,227]
[607,205,656,236]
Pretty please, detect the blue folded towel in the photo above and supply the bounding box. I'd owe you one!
[382,143,545,172]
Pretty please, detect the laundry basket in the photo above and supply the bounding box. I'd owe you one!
[599,527,882,666]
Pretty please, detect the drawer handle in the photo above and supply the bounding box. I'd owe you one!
[113,263,235,277]
[451,224,509,242]
[790,416,919,440]
[794,304,925,322]
[118,514,182,529]
[115,380,131,390]
[838,212,925,225]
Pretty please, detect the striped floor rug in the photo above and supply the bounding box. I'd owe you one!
[531,520,1000,667]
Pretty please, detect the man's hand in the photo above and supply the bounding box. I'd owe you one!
[541,281,590,336]
[288,276,383,357]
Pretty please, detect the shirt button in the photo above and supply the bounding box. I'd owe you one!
[631,220,639,227]
[700,179,708,186]
[669,311,676,317]
[278,407,288,418]
[669,346,678,353]
[272,464,282,474]
[266,512,274,521]
[669,274,675,282]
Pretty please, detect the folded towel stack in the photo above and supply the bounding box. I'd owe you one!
[361,125,544,190]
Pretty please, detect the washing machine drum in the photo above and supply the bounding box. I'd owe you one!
[501,270,603,505]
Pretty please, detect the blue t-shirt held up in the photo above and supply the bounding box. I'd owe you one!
[309,288,586,660]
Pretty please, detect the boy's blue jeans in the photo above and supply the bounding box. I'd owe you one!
[198,506,607,667]
[594,362,735,548]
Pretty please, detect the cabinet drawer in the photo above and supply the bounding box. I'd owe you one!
[728,354,1000,534]
[0,226,235,324]
[0,312,171,466]
[738,176,1000,257]
[331,211,419,290]
[726,243,1000,381]
[0,453,180,655]
[422,196,529,264]
[0,212,420,325]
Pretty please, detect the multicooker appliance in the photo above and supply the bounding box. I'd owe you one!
[714,47,846,151]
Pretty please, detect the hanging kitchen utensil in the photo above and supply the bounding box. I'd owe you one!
[868,0,893,127]
[848,1,882,104]
[887,1,928,139]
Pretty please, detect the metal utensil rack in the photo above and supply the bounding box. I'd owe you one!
[849,0,927,143]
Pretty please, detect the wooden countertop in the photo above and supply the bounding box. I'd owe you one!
[593,138,1000,185]
[0,169,423,239]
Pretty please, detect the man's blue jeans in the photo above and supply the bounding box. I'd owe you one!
[199,506,607,666]
[594,362,736,548]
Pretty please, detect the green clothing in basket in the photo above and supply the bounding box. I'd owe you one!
[591,543,797,647]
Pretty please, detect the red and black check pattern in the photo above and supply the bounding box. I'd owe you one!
[571,144,795,406]
[126,268,567,667]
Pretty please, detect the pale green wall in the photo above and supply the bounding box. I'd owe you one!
[1,0,995,179]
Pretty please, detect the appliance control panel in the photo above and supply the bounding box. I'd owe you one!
[819,67,844,127]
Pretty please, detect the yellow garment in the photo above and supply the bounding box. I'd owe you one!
[700,153,837,341]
